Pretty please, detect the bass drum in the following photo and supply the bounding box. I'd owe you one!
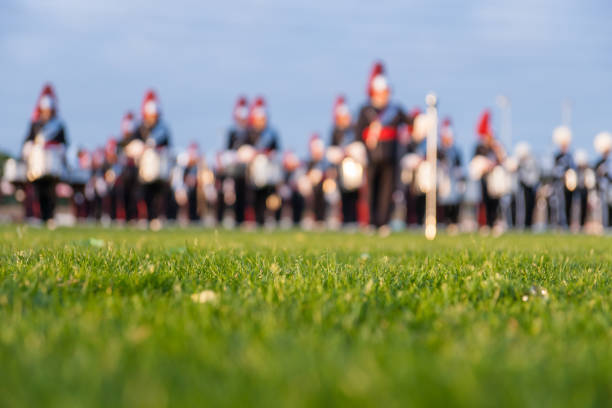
[486,165,511,198]
[139,148,171,183]
[26,144,64,182]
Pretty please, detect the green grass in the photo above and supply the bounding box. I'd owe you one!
[0,226,611,407]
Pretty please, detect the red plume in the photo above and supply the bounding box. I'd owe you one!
[476,109,492,139]
[233,95,249,122]
[248,96,267,125]
[367,61,388,96]
[121,111,135,135]
[31,83,58,122]
[141,89,160,118]
[333,95,349,121]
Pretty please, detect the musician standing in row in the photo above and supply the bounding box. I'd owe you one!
[356,62,413,231]
[437,118,463,229]
[245,97,280,226]
[551,126,574,227]
[594,132,612,228]
[117,112,140,222]
[473,110,506,229]
[133,90,171,226]
[513,142,540,229]
[306,134,327,224]
[330,96,359,226]
[221,96,250,225]
[22,84,68,226]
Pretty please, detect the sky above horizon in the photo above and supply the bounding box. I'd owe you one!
[1,0,611,162]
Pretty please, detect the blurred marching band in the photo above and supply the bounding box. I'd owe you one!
[2,61,612,235]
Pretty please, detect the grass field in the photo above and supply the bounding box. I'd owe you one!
[0,226,611,407]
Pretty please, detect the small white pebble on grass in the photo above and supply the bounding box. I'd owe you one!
[191,290,218,304]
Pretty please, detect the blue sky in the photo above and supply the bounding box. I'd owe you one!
[1,0,611,162]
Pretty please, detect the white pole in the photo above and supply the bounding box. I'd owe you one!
[425,92,438,240]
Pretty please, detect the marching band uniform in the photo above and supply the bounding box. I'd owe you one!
[356,62,412,228]
[437,119,463,227]
[330,96,359,225]
[514,143,540,229]
[281,152,304,226]
[306,134,327,223]
[132,90,171,223]
[574,150,590,228]
[23,84,68,224]
[552,126,574,227]
[594,132,612,228]
[473,110,505,228]
[245,97,280,226]
[219,96,249,225]
[117,112,139,222]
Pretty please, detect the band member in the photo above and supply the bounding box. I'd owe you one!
[404,109,428,226]
[552,126,574,227]
[117,112,140,222]
[437,118,463,228]
[86,148,106,221]
[573,150,591,228]
[472,110,506,229]
[514,142,540,229]
[133,90,171,227]
[281,151,304,226]
[329,95,359,225]
[356,62,413,230]
[102,138,120,221]
[183,143,201,222]
[245,97,280,226]
[594,131,612,227]
[219,96,249,225]
[22,84,68,226]
[305,134,327,224]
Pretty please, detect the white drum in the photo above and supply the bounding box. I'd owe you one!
[486,165,511,198]
[2,158,27,184]
[248,153,282,188]
[26,144,64,182]
[339,156,364,191]
[139,147,171,183]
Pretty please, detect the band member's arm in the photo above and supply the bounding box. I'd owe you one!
[355,107,369,144]
[227,129,238,150]
[51,125,67,146]
[24,122,36,144]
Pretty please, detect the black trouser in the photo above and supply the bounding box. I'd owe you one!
[341,190,358,224]
[32,178,56,221]
[564,187,573,226]
[291,191,305,225]
[415,193,426,225]
[121,167,139,222]
[441,203,460,225]
[254,186,273,226]
[481,179,499,227]
[519,184,536,228]
[216,176,226,223]
[367,160,395,227]
[234,176,247,225]
[166,188,178,221]
[188,187,199,221]
[312,183,325,222]
[576,189,587,226]
[143,181,167,221]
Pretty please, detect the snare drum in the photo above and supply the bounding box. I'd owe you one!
[26,144,64,182]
